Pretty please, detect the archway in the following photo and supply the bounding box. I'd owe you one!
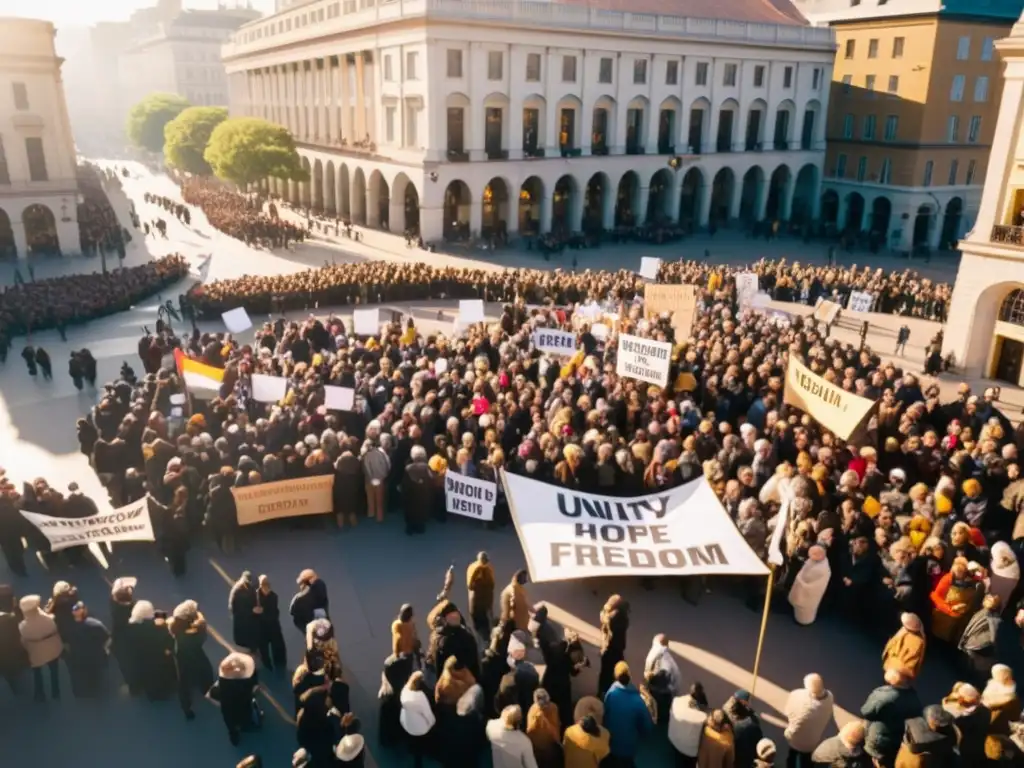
[913,204,931,248]
[369,171,389,230]
[871,197,892,239]
[313,159,324,211]
[443,180,471,240]
[519,176,543,235]
[791,164,817,226]
[482,177,510,238]
[647,169,673,224]
[584,173,608,232]
[710,168,735,224]
[351,167,366,225]
[23,203,58,256]
[765,165,791,221]
[552,175,576,233]
[941,197,963,250]
[615,171,640,227]
[338,164,351,220]
[740,166,765,222]
[0,208,14,258]
[820,190,839,226]
[678,168,703,229]
[404,183,420,235]
[844,192,865,233]
[324,162,337,215]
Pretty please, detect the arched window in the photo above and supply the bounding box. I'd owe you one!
[999,289,1024,325]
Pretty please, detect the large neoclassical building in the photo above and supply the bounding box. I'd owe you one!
[222,0,835,242]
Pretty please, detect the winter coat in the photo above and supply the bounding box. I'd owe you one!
[500,582,531,632]
[941,698,988,764]
[229,580,261,650]
[893,716,959,768]
[724,697,763,768]
[487,717,540,768]
[563,722,611,768]
[882,629,926,679]
[391,618,419,657]
[810,735,872,767]
[860,684,923,761]
[603,682,654,758]
[982,681,1021,760]
[362,446,390,483]
[784,687,835,753]
[668,694,706,758]
[526,701,562,768]
[399,687,436,736]
[697,724,735,768]
[0,607,29,677]
[333,452,366,516]
[18,599,62,667]
[467,559,496,618]
[289,579,329,631]
[126,617,177,700]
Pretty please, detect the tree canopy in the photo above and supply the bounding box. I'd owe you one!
[126,93,191,154]
[204,117,307,187]
[163,106,228,175]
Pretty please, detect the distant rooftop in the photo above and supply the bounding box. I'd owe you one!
[170,8,262,29]
[794,0,1024,24]
[553,0,809,26]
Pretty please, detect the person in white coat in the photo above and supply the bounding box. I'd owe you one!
[989,541,1020,609]
[788,545,831,625]
[399,670,436,768]
[668,681,710,767]
[783,673,835,768]
[644,633,682,724]
[486,704,539,768]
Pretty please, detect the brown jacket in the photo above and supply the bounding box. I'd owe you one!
[466,560,495,619]
[882,628,926,679]
[500,582,530,632]
[563,723,610,768]
[391,618,419,657]
[697,724,735,768]
[527,702,563,768]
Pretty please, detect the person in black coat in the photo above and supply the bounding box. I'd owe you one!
[723,691,763,768]
[21,345,37,376]
[290,568,329,632]
[125,600,177,700]
[495,630,539,726]
[438,684,486,768]
[0,584,28,693]
[108,577,138,693]
[206,469,238,554]
[229,571,261,653]
[35,347,52,380]
[255,574,287,671]
[378,651,415,747]
[169,600,216,720]
[208,652,260,746]
[430,602,480,681]
[66,601,111,698]
[542,630,587,733]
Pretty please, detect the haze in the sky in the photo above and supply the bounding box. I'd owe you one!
[0,0,274,26]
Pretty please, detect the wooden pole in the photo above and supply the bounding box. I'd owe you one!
[750,566,775,698]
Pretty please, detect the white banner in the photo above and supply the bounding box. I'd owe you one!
[445,473,497,521]
[847,291,875,313]
[616,334,671,387]
[532,328,577,356]
[501,472,769,583]
[20,497,156,552]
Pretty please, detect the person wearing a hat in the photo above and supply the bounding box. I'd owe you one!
[207,651,260,745]
[753,737,776,767]
[892,704,957,767]
[602,661,654,766]
[723,689,763,768]
[290,568,329,633]
[169,599,216,720]
[496,629,539,725]
[108,577,138,693]
[982,664,1021,762]
[65,600,111,698]
[941,682,989,765]
[334,712,366,766]
[839,535,878,626]
[882,613,927,680]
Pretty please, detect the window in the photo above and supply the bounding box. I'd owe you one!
[842,74,852,93]
[812,67,822,89]
[596,57,614,84]
[947,115,960,142]
[526,53,542,82]
[884,115,898,141]
[950,75,965,102]
[666,60,678,85]
[487,51,503,81]
[695,62,708,86]
[922,160,933,186]
[844,39,855,59]
[754,65,765,87]
[966,159,977,184]
[723,63,737,87]
[11,82,28,111]
[948,159,959,186]
[892,37,905,58]
[863,114,876,140]
[865,74,876,93]
[405,52,418,80]
[836,153,847,178]
[385,105,395,143]
[405,105,418,147]
[634,59,647,85]
[974,76,989,102]
[843,114,854,139]
[856,156,867,181]
[783,66,793,88]
[868,38,879,58]
[561,55,577,83]
[24,137,47,181]
[383,55,393,81]
[957,36,971,61]
[888,75,899,94]
[969,115,982,143]
[982,37,995,61]
[879,157,891,184]
[446,49,462,78]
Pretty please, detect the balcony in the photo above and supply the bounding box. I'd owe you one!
[486,148,509,160]
[446,149,470,162]
[991,224,1024,245]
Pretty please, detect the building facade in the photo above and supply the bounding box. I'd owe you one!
[945,12,1024,384]
[795,0,1023,253]
[0,18,81,258]
[222,0,835,243]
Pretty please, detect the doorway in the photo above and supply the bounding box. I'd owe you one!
[995,337,1024,384]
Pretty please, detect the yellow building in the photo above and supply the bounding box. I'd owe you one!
[796,0,1021,253]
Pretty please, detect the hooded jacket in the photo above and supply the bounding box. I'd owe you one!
[18,596,62,668]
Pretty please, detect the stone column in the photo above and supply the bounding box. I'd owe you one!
[602,185,616,229]
[667,176,683,223]
[340,56,352,142]
[755,182,769,221]
[539,193,553,233]
[326,61,337,143]
[355,52,367,140]
[56,217,81,257]
[698,184,713,227]
[469,194,483,238]
[11,219,27,259]
[781,178,797,221]
[637,185,651,224]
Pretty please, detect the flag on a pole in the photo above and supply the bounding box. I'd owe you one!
[174,348,223,397]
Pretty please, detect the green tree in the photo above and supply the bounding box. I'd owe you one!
[204,117,307,188]
[163,106,228,174]
[126,93,191,153]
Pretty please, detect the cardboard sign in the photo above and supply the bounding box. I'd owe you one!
[644,284,698,338]
[783,356,877,440]
[445,473,497,521]
[232,475,335,525]
[616,334,671,387]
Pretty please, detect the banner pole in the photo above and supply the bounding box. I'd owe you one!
[750,565,775,698]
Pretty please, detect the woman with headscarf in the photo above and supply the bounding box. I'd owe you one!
[988,541,1020,609]
[788,545,832,625]
[46,580,78,648]
[207,651,261,746]
[930,556,982,644]
[108,577,137,693]
[526,687,562,768]
[169,599,215,720]
[125,600,177,700]
[598,595,629,697]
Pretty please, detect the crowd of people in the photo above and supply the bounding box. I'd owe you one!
[180,179,306,249]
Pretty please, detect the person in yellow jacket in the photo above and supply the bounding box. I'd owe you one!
[466,551,495,638]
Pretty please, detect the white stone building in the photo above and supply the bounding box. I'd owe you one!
[0,17,81,258]
[222,0,835,243]
[945,11,1024,385]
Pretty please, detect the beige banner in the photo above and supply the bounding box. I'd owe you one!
[783,357,876,440]
[232,475,335,525]
[645,284,698,338]
[812,299,841,324]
